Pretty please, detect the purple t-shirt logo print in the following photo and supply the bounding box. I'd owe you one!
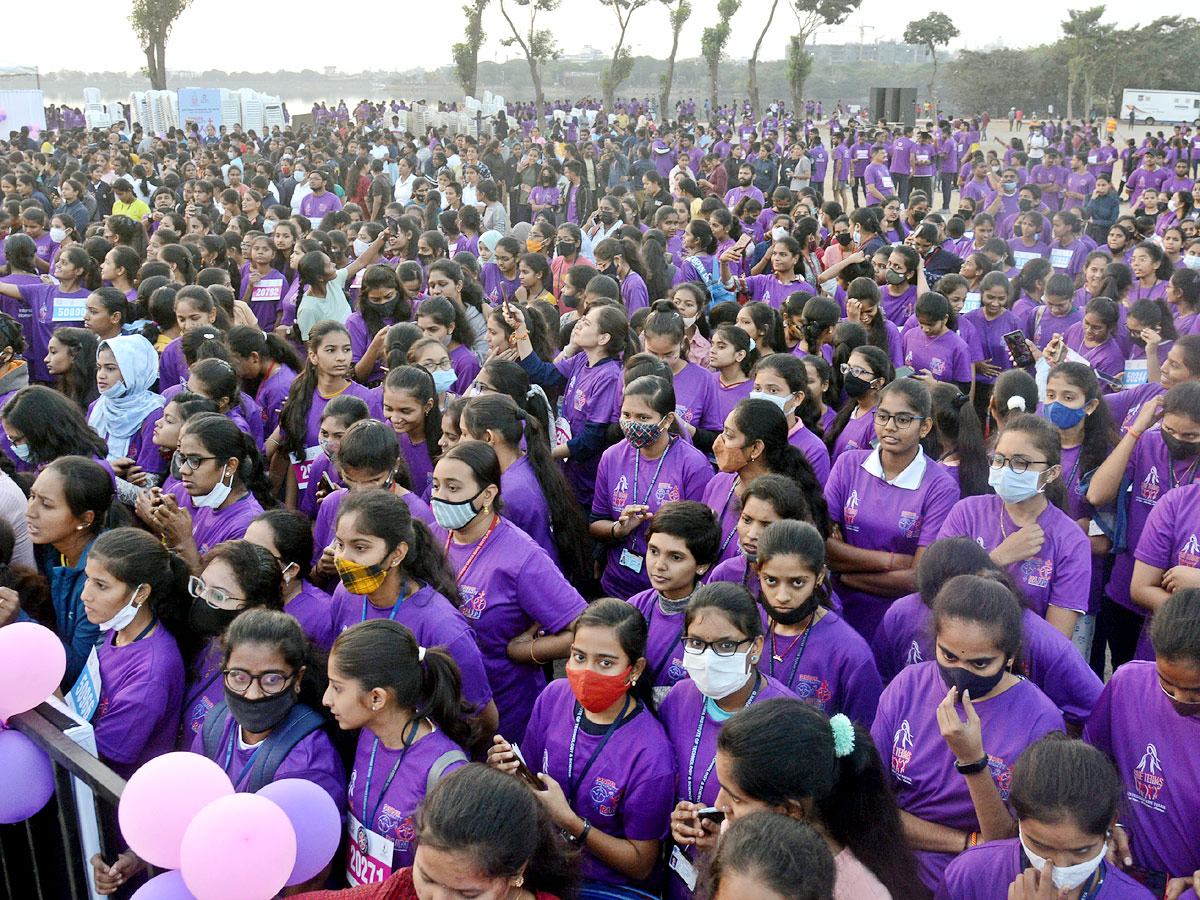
[845,490,860,525]
[892,720,914,775]
[1179,534,1200,567]
[1142,466,1161,501]
[1134,743,1164,801]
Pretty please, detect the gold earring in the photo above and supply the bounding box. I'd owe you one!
[513,876,524,889]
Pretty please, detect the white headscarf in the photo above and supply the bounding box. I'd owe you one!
[88,335,164,460]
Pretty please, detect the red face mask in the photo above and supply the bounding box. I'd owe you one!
[566,664,633,714]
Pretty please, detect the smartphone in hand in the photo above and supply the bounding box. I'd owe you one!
[1003,331,1036,368]
[508,741,547,791]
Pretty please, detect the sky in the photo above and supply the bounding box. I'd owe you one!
[1,0,1163,76]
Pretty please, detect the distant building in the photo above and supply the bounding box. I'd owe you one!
[809,41,937,66]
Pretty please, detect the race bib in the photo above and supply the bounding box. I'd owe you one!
[1088,153,1099,164]
[1049,248,1074,270]
[553,415,572,449]
[961,292,982,312]
[66,647,102,721]
[1013,251,1041,269]
[855,149,869,160]
[52,296,87,322]
[1124,359,1149,387]
[250,279,284,303]
[291,445,323,492]
[881,175,894,191]
[351,269,365,290]
[345,813,394,887]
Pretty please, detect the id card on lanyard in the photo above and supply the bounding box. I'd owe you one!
[67,646,102,721]
[346,725,416,887]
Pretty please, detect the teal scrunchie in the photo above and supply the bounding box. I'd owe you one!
[829,712,856,758]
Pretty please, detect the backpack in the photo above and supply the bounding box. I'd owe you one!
[202,700,327,792]
[685,255,735,308]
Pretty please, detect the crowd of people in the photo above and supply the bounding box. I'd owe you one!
[1,93,1199,900]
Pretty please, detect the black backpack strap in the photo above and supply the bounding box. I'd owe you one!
[244,704,327,793]
[425,749,468,795]
[201,700,231,760]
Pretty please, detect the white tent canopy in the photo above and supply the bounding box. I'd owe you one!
[0,63,38,77]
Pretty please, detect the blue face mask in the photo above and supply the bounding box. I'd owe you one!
[1044,401,1089,430]
[1002,182,1018,194]
[432,368,457,394]
[987,466,1045,504]
[10,442,31,462]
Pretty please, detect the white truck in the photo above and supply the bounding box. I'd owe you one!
[1122,89,1200,126]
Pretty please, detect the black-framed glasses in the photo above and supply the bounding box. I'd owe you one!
[188,575,245,610]
[840,363,877,379]
[223,668,296,695]
[174,451,220,471]
[874,411,925,429]
[681,636,753,657]
[987,453,1050,474]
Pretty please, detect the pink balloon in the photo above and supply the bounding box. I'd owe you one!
[0,622,66,721]
[180,794,296,900]
[118,753,233,869]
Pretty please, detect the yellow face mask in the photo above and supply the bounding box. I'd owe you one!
[333,555,390,595]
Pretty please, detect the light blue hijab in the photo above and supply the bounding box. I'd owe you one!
[88,335,164,460]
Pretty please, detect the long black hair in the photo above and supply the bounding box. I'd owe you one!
[384,365,443,459]
[924,382,989,498]
[227,325,303,374]
[89,526,192,648]
[717,698,925,900]
[278,321,352,457]
[1046,362,1117,478]
[47,327,100,411]
[181,412,274,507]
[358,265,413,339]
[2,386,109,465]
[460,394,589,582]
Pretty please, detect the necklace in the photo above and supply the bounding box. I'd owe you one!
[771,618,812,661]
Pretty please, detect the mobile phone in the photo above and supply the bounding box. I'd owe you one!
[385,215,399,230]
[1003,330,1036,368]
[508,741,547,791]
[895,365,916,379]
[696,807,725,825]
[1096,369,1123,389]
[734,233,753,250]
[318,471,337,494]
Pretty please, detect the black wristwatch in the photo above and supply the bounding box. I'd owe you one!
[954,754,989,775]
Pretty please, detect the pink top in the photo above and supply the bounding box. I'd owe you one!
[835,848,892,900]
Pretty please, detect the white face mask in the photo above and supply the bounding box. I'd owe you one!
[1184,254,1200,270]
[682,648,754,699]
[749,390,792,412]
[97,584,147,633]
[353,238,371,256]
[1019,828,1107,891]
[50,227,68,243]
[192,464,234,509]
[771,226,789,241]
[263,218,278,234]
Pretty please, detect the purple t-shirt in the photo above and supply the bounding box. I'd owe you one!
[711,378,755,427]
[300,190,343,221]
[872,662,1064,889]
[328,580,493,710]
[346,312,390,386]
[1134,480,1200,574]
[523,679,675,886]
[759,607,882,727]
[824,450,959,638]
[449,342,480,395]
[937,495,1092,617]
[872,592,1103,726]
[500,453,558,563]
[700,471,742,565]
[1064,324,1125,389]
[744,274,815,309]
[592,437,714,598]
[863,163,894,205]
[183,639,224,737]
[902,328,973,383]
[251,363,297,443]
[240,267,288,329]
[284,580,335,650]
[937,839,1155,900]
[344,726,467,871]
[832,407,879,461]
[554,353,623,502]
[312,488,434,571]
[178,491,264,557]
[432,517,587,743]
[1025,304,1084,350]
[18,283,89,381]
[672,363,722,433]
[93,623,185,778]
[284,380,382,494]
[1084,661,1200,878]
[628,589,691,694]
[963,308,1026,384]
[190,704,346,810]
[881,284,918,325]
[788,420,831,483]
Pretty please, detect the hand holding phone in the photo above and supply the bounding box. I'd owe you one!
[1003,330,1036,368]
[509,742,547,791]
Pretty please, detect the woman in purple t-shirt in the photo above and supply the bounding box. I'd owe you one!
[871,575,1064,890]
[937,736,1156,900]
[752,353,831,483]
[825,344,894,463]
[326,620,470,885]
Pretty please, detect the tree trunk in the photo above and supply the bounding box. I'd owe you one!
[531,62,546,126]
[1066,76,1074,121]
[660,35,679,119]
[748,0,779,121]
[1083,72,1093,120]
[928,52,938,124]
[155,39,167,90]
[787,37,811,120]
[709,60,719,114]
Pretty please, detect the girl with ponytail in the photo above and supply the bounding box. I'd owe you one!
[227,325,303,439]
[325,619,474,881]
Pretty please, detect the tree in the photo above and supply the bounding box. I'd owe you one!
[658,0,692,119]
[452,0,491,98]
[498,0,561,125]
[600,0,652,110]
[701,0,740,113]
[129,0,194,90]
[748,0,781,120]
[786,0,860,117]
[904,12,959,123]
[1060,7,1111,120]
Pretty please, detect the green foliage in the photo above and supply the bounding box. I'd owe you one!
[453,0,490,96]
[602,47,636,96]
[129,0,193,88]
[903,12,959,53]
[788,0,858,39]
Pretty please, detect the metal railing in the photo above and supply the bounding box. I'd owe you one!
[0,702,130,900]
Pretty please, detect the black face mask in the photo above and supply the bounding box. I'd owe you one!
[598,211,616,225]
[556,240,576,257]
[910,210,927,223]
[1163,433,1200,460]
[368,295,400,317]
[600,263,618,279]
[938,660,1008,699]
[224,685,298,733]
[1018,198,1034,212]
[188,596,240,637]
[417,253,432,266]
[761,591,821,626]
[843,373,873,398]
[835,233,852,247]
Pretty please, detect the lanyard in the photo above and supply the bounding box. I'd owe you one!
[651,595,693,678]
[363,720,421,830]
[444,514,500,583]
[632,438,674,509]
[686,675,760,802]
[769,617,815,689]
[716,477,740,555]
[255,362,280,405]
[223,728,264,789]
[567,695,631,804]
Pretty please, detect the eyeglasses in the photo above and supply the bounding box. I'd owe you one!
[188,575,246,610]
[223,668,295,695]
[840,364,877,380]
[874,411,925,429]
[174,451,220,471]
[421,358,454,372]
[681,636,753,657]
[470,381,497,394]
[987,453,1050,474]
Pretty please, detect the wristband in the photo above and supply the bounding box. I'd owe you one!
[954,754,990,776]
[1129,430,1143,442]
[529,636,546,666]
[572,819,592,845]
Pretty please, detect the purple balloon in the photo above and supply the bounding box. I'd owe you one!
[131,871,197,900]
[257,779,341,886]
[0,728,54,824]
